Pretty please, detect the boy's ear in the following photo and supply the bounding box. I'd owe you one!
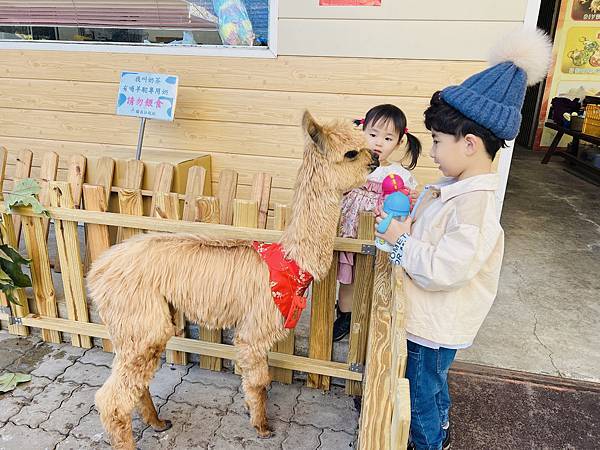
[302,110,326,154]
[463,134,480,156]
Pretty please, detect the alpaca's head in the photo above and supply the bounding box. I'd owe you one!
[301,110,378,194]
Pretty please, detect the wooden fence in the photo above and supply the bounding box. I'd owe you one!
[0,146,410,449]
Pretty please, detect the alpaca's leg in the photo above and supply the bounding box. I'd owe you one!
[95,360,138,450]
[236,339,272,438]
[136,387,172,432]
[96,342,169,449]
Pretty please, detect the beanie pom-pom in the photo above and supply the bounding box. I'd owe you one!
[488,27,553,86]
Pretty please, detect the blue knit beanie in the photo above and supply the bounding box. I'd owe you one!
[441,28,552,140]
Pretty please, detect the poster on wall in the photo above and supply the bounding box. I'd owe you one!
[319,0,381,5]
[535,0,600,149]
[571,0,600,21]
[561,27,600,74]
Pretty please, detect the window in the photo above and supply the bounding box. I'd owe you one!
[0,0,274,56]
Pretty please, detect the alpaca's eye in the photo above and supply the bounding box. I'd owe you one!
[344,150,359,159]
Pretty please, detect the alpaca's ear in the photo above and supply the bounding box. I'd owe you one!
[302,110,326,154]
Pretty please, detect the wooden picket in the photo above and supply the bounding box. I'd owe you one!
[346,212,376,395]
[269,204,294,384]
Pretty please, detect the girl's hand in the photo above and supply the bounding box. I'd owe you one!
[374,203,383,217]
[375,211,413,244]
[409,189,419,209]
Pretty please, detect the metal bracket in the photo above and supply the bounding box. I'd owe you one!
[8,316,22,326]
[349,362,364,373]
[361,244,376,256]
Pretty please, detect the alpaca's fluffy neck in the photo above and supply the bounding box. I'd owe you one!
[280,155,341,280]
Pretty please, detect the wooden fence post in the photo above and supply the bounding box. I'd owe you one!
[390,265,410,450]
[195,196,223,371]
[358,250,393,450]
[232,198,259,375]
[67,155,87,208]
[53,154,87,273]
[149,162,174,217]
[155,192,188,365]
[50,181,92,348]
[269,204,294,384]
[117,189,144,242]
[83,157,114,272]
[116,159,144,243]
[307,254,338,390]
[38,152,59,240]
[346,212,375,395]
[22,215,61,343]
[82,184,113,352]
[216,169,238,226]
[0,147,29,336]
[12,149,33,244]
[251,173,272,229]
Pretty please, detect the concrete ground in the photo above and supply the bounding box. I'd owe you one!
[3,332,599,450]
[458,148,600,382]
[0,332,360,450]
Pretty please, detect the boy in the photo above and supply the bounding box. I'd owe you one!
[375,28,552,450]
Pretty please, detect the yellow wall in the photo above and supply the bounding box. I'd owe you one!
[0,2,527,207]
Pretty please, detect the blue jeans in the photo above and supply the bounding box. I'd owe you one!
[406,340,457,450]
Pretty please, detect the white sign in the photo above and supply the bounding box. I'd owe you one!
[116,71,179,121]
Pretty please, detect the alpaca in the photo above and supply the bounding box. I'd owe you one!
[87,110,378,450]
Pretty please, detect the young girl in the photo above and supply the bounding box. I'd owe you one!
[333,104,421,341]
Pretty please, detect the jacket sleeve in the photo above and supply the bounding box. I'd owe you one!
[400,222,500,292]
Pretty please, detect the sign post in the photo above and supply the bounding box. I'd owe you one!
[116,71,179,160]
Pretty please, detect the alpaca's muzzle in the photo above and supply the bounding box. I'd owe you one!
[369,152,380,173]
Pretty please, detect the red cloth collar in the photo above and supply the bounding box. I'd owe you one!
[252,242,313,329]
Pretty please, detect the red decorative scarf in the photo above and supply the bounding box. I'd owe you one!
[252,242,313,329]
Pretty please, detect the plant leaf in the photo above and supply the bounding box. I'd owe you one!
[0,249,11,261]
[5,178,49,217]
[0,268,11,283]
[0,258,31,289]
[0,372,31,392]
[5,290,21,306]
[0,244,29,266]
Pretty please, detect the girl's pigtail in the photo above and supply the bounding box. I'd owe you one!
[403,132,422,170]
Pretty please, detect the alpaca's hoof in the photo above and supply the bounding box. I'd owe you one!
[152,419,172,432]
[255,424,273,439]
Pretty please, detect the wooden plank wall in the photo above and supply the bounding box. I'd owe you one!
[0,1,527,203]
[0,52,485,204]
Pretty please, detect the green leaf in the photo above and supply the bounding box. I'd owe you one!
[0,244,31,291]
[0,249,11,261]
[0,257,31,289]
[0,372,31,393]
[9,178,40,196]
[5,290,21,306]
[0,244,29,266]
[0,268,11,283]
[5,178,49,217]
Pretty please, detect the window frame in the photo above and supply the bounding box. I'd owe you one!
[0,0,278,58]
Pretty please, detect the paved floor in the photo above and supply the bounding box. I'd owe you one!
[3,332,599,450]
[0,332,359,450]
[458,148,600,382]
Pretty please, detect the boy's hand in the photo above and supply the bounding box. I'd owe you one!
[375,211,413,244]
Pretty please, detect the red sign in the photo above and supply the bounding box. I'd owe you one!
[320,0,381,5]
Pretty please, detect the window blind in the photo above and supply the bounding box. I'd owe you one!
[0,0,216,29]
